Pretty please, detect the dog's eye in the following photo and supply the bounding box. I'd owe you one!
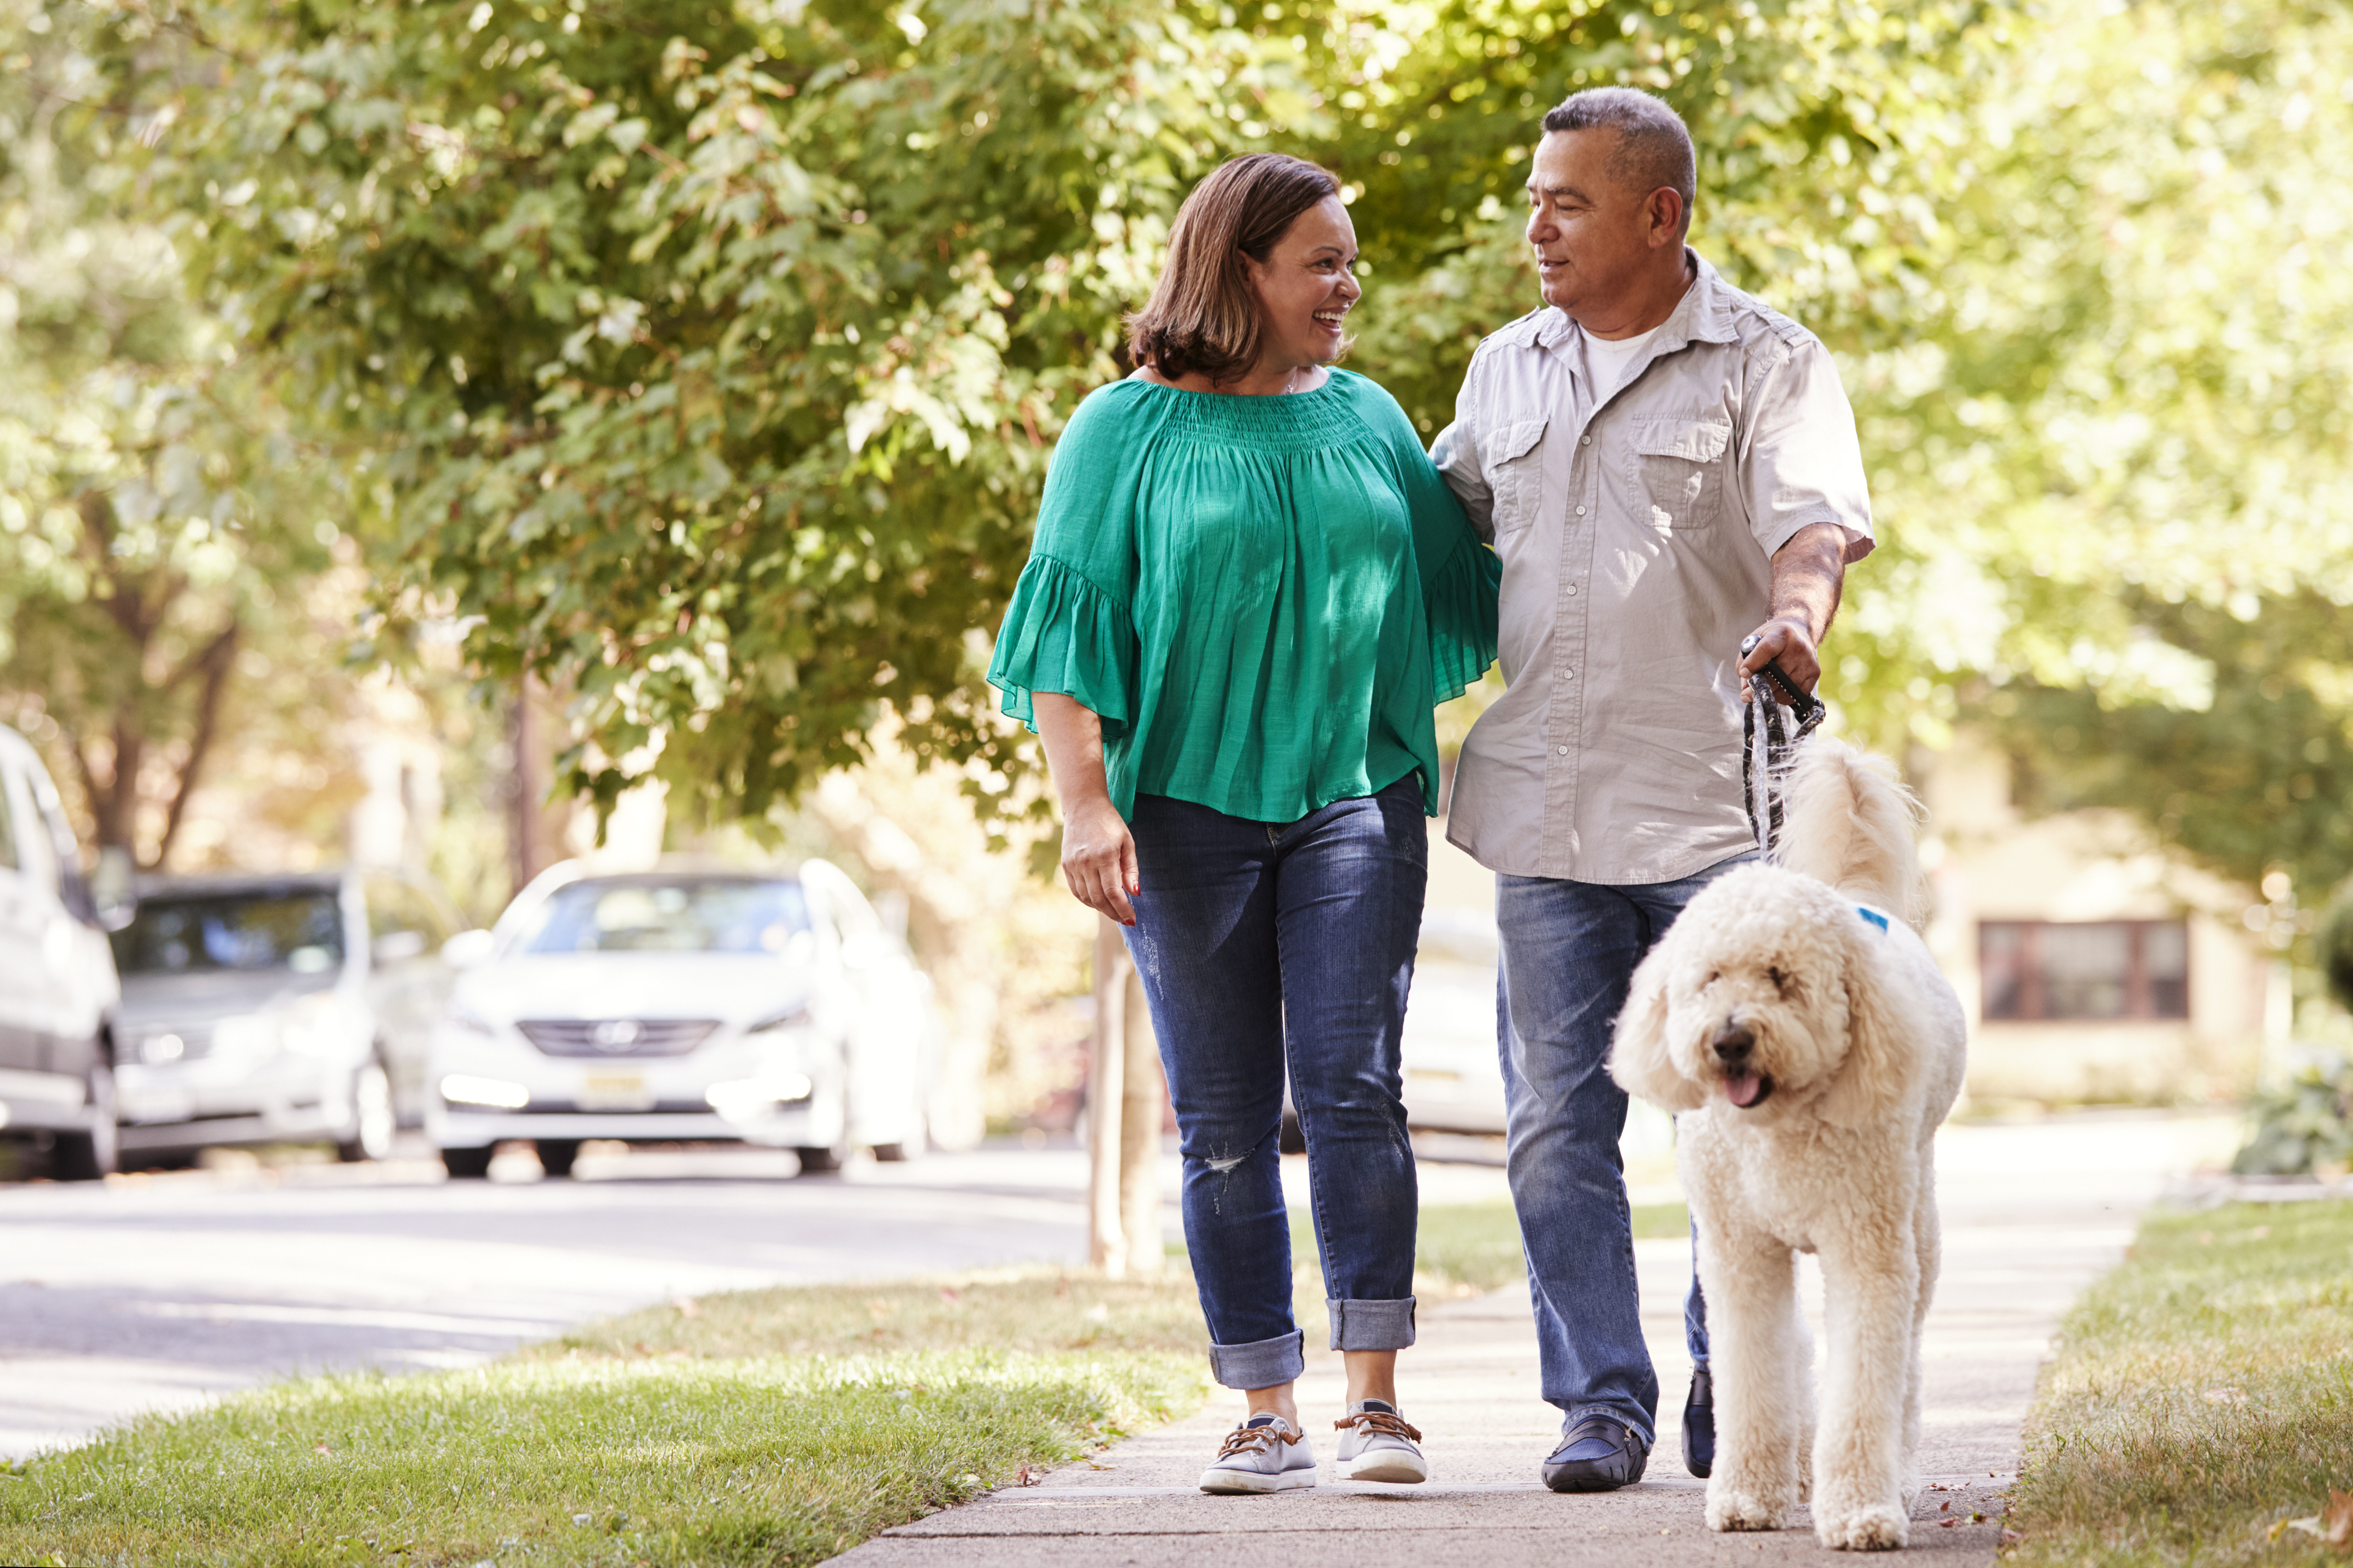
[1768,966,1791,995]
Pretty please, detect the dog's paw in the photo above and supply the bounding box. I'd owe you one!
[1706,1485,1789,1533]
[1815,1502,1908,1551]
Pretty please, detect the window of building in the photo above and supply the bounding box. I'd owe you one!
[1979,919,2190,1022]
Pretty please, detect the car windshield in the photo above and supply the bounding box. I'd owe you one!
[516,879,811,955]
[111,892,345,975]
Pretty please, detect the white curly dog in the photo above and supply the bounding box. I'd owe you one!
[1610,737,1967,1550]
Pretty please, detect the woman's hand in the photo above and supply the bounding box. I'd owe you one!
[1032,692,1142,926]
[1058,792,1140,926]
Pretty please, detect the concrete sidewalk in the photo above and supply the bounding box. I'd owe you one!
[827,1112,2236,1566]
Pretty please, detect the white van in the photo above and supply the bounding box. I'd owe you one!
[0,724,125,1180]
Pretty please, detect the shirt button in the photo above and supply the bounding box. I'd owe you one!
[1566,583,1578,596]
[1581,435,1592,446]
[1564,668,1576,679]
[1575,504,1586,516]
[1556,745,1569,756]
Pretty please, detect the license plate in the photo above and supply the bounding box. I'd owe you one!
[579,1073,652,1111]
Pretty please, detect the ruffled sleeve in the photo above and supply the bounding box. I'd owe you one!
[987,385,1144,737]
[988,554,1138,738]
[1424,527,1501,704]
[1368,389,1499,702]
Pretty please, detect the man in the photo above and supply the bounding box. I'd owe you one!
[1432,87,1873,1491]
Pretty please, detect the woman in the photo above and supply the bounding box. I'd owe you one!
[988,154,1497,1493]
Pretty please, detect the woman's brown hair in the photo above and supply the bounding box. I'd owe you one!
[1125,153,1341,385]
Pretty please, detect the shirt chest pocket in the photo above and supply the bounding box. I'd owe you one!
[1479,418,1548,537]
[1627,418,1731,532]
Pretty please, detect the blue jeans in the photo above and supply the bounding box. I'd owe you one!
[1496,853,1754,1442]
[1123,777,1427,1390]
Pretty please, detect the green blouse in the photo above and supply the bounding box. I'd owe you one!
[988,368,1499,823]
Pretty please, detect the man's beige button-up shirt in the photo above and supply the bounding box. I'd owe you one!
[1432,251,1874,885]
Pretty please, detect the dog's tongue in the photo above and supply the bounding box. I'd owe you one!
[1725,1072,1766,1108]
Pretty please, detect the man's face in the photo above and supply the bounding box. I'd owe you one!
[1524,128,1669,322]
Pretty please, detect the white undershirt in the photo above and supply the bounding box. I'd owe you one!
[1579,322,1661,406]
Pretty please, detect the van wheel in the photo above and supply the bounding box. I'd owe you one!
[793,1146,842,1176]
[441,1145,495,1179]
[535,1139,580,1178]
[51,1059,120,1182]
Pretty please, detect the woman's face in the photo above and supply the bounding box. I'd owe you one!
[1244,195,1360,374]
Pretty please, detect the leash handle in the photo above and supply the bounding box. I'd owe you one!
[1739,634,1825,856]
[1737,634,1825,729]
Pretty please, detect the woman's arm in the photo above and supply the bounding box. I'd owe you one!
[1034,693,1140,927]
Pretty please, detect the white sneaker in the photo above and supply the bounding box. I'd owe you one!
[1198,1413,1317,1494]
[1334,1399,1429,1483]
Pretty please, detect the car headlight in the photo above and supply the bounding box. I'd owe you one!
[442,1004,504,1039]
[440,1074,530,1109]
[745,1004,811,1036]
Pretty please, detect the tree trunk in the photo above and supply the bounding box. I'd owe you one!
[1089,915,1129,1275]
[1117,956,1165,1278]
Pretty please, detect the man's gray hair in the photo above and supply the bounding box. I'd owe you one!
[1541,87,1696,234]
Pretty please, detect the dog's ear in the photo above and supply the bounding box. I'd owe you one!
[1610,945,1707,1112]
[1816,916,1917,1130]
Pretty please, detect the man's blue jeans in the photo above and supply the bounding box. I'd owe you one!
[1123,778,1426,1391]
[1496,853,1753,1443]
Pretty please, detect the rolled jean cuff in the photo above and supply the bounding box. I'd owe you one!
[1327,1296,1417,1351]
[1208,1330,1305,1391]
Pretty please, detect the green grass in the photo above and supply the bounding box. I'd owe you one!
[0,1271,1205,1568]
[2006,1199,2353,1568]
[0,1197,1689,1566]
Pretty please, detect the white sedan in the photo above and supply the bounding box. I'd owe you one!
[426,860,937,1178]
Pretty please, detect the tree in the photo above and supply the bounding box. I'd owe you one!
[0,0,344,865]
[1865,0,2353,897]
[134,0,1314,835]
[99,0,2353,908]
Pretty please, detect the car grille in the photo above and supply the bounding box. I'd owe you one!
[516,1019,721,1058]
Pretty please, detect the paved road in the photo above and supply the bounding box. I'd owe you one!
[0,1138,1141,1458]
[828,1112,2240,1568]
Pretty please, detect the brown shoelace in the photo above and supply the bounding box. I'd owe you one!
[1216,1421,1302,1459]
[1334,1409,1424,1443]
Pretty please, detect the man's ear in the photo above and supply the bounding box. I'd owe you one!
[1648,186,1686,248]
[1610,945,1707,1112]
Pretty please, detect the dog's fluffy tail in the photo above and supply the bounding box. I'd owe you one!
[1775,737,1928,928]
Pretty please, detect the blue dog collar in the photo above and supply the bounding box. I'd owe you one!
[1855,904,1891,933]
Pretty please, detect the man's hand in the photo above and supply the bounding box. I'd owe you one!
[1739,616,1821,702]
[1741,522,1848,702]
[1059,793,1140,927]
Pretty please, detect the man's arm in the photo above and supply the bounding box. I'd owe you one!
[1738,521,1847,697]
[1428,367,1494,544]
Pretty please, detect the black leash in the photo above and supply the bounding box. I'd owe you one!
[1739,633,1824,858]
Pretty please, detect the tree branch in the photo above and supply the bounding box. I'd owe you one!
[152,617,240,869]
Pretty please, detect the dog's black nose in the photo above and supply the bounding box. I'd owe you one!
[1711,1022,1754,1062]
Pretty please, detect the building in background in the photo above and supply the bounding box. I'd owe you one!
[1922,736,2271,1107]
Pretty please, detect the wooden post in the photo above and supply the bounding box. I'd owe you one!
[1088,916,1129,1275]
[1118,964,1165,1277]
